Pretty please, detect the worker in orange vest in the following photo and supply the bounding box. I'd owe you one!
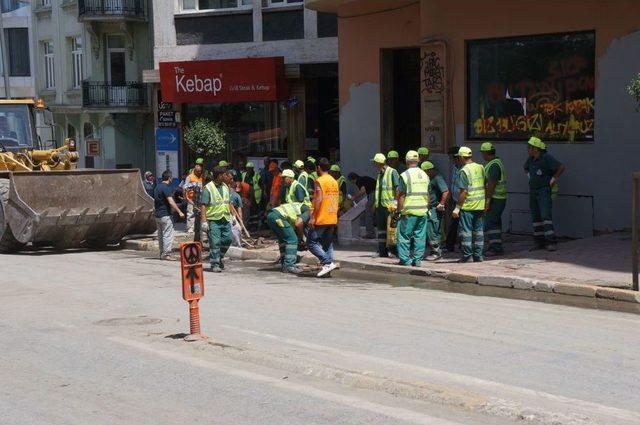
[308,158,340,277]
[268,161,282,210]
[183,158,205,234]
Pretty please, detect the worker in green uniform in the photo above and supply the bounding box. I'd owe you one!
[394,150,430,267]
[282,169,311,205]
[421,161,449,261]
[242,162,263,229]
[387,150,407,174]
[454,146,485,263]
[329,165,348,213]
[373,153,400,257]
[267,202,310,274]
[524,137,565,251]
[480,142,507,256]
[418,147,430,164]
[200,166,232,273]
[294,160,305,179]
[304,159,317,193]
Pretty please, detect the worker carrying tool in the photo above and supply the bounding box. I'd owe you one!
[267,202,310,275]
[372,153,400,258]
[480,142,507,256]
[454,146,486,263]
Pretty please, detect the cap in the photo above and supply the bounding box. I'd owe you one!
[195,157,204,165]
[219,160,229,167]
[307,156,316,163]
[480,142,494,152]
[268,162,278,172]
[294,160,304,168]
[528,136,546,150]
[421,161,435,171]
[387,150,399,159]
[372,153,386,164]
[458,146,473,157]
[281,169,295,178]
[330,165,340,172]
[417,147,429,155]
[405,150,419,161]
[144,171,153,177]
[246,162,254,168]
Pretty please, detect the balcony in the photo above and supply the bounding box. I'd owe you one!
[82,81,147,109]
[78,0,147,21]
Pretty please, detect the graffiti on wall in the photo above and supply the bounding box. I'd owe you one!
[420,44,447,153]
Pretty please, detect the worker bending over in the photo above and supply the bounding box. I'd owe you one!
[267,202,310,275]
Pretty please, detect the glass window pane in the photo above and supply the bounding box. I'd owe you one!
[183,0,197,9]
[199,0,240,9]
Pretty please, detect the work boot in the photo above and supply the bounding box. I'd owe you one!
[284,266,303,274]
[425,254,441,261]
[219,260,225,270]
[413,260,422,267]
[209,266,222,273]
[473,257,484,263]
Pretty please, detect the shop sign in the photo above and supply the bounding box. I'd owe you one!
[159,57,287,104]
[158,110,177,128]
[420,43,447,153]
[85,138,101,156]
[158,101,173,111]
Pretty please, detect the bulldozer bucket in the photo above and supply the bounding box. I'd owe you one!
[3,169,155,248]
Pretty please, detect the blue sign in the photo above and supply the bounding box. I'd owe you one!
[155,128,180,151]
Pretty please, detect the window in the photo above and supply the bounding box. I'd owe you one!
[71,36,83,89]
[183,0,252,11]
[43,41,55,89]
[4,28,30,76]
[467,31,595,142]
[262,0,302,7]
[67,123,76,139]
[41,0,51,6]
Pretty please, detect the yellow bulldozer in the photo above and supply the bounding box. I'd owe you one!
[0,99,155,252]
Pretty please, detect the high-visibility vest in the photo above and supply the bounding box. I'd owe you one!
[274,202,303,226]
[375,166,396,208]
[461,162,486,211]
[315,174,339,225]
[484,158,507,200]
[185,172,204,201]
[242,171,262,203]
[336,175,346,205]
[286,179,311,206]
[307,171,316,192]
[298,171,308,190]
[400,167,429,216]
[204,182,231,221]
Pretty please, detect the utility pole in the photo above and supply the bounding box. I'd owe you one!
[0,3,11,99]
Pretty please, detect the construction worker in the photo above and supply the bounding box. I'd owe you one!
[242,162,263,229]
[524,137,566,251]
[308,158,340,277]
[421,161,449,261]
[394,150,429,267]
[218,160,229,170]
[200,166,232,273]
[183,158,205,234]
[329,165,348,213]
[294,160,305,180]
[307,156,318,183]
[387,150,407,173]
[282,169,311,205]
[267,202,310,275]
[268,162,282,210]
[445,146,461,253]
[454,146,485,263]
[418,147,430,164]
[480,142,507,256]
[373,153,399,257]
[303,159,317,193]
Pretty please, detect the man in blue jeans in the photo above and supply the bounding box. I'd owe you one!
[154,170,185,260]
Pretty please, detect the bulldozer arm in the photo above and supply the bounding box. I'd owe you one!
[2,169,155,249]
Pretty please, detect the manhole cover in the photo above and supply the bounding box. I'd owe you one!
[94,317,162,326]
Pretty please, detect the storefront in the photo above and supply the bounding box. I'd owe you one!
[307,0,640,237]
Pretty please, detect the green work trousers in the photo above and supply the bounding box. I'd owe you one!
[267,211,298,269]
[397,215,427,265]
[530,187,555,246]
[208,218,232,268]
[485,198,506,253]
[459,210,484,260]
[375,206,390,256]
[426,208,442,256]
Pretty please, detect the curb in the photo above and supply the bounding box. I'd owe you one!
[123,238,640,306]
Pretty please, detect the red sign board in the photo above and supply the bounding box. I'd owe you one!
[159,57,288,104]
[180,242,204,301]
[85,139,101,156]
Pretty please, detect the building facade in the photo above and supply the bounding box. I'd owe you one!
[32,0,154,170]
[146,0,339,173]
[307,0,640,237]
[0,0,36,99]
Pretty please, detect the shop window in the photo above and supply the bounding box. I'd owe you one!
[184,102,288,158]
[467,31,595,142]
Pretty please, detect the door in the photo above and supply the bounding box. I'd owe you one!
[108,50,126,105]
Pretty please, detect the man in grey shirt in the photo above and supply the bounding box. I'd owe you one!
[154,170,185,260]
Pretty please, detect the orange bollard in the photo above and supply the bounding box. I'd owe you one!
[180,242,205,341]
[189,300,201,335]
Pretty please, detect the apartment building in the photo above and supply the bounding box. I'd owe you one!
[32,0,153,170]
[0,0,36,98]
[146,0,338,173]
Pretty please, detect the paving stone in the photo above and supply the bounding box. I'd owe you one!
[446,272,478,284]
[512,277,535,290]
[533,280,556,292]
[553,283,597,298]
[477,275,514,288]
[596,287,640,303]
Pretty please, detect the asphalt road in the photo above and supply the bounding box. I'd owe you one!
[1,249,639,425]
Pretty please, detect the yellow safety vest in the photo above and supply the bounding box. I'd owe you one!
[461,162,486,211]
[286,179,311,206]
[484,158,507,200]
[337,175,346,205]
[375,166,396,208]
[400,167,429,216]
[204,182,231,221]
[274,202,303,226]
[242,171,262,203]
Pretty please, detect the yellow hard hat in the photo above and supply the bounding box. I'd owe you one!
[528,137,546,150]
[218,160,229,167]
[458,146,473,157]
[195,157,204,165]
[480,142,494,152]
[307,156,316,163]
[417,147,429,155]
[330,165,340,172]
[387,150,399,159]
[421,161,435,171]
[246,162,254,168]
[281,169,295,178]
[294,160,304,168]
[405,150,419,161]
[372,153,386,164]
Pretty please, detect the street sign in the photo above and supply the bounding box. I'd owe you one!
[85,139,101,156]
[180,242,204,301]
[156,128,179,151]
[158,110,177,128]
[155,128,180,185]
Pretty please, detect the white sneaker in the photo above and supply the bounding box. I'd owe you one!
[317,262,338,277]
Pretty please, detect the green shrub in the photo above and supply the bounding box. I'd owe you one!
[183,118,227,158]
[628,73,640,111]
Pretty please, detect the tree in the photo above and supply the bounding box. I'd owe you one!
[628,73,640,111]
[183,118,227,158]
